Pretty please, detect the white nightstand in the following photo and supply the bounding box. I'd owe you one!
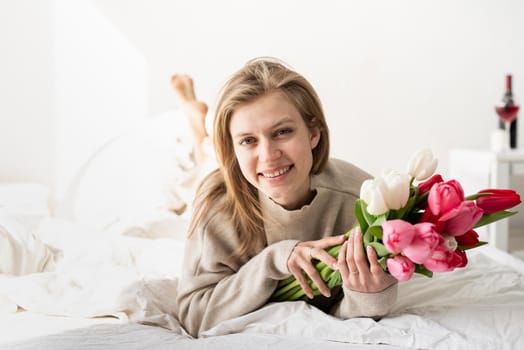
[449,149,524,252]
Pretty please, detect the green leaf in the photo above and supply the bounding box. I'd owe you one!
[377,256,388,271]
[414,264,433,278]
[359,200,377,228]
[367,241,390,257]
[459,241,488,251]
[371,214,387,227]
[363,229,373,245]
[354,199,369,232]
[474,210,518,228]
[465,192,492,201]
[368,225,383,240]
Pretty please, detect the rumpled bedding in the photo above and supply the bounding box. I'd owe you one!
[1,212,524,350]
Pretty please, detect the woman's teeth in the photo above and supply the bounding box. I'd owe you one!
[262,166,291,178]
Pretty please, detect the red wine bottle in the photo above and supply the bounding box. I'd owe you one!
[497,74,518,148]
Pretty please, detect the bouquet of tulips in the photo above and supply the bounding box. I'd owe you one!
[272,148,521,301]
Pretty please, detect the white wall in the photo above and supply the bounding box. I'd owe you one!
[93,0,524,177]
[0,1,55,187]
[2,0,524,192]
[53,0,148,198]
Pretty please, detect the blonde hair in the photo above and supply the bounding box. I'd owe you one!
[188,57,330,257]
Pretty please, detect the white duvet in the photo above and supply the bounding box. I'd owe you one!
[1,213,524,350]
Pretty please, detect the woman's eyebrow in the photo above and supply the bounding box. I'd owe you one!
[232,117,295,139]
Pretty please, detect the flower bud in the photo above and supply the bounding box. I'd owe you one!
[455,230,479,248]
[387,255,415,281]
[382,219,416,253]
[418,174,444,196]
[402,222,442,264]
[407,148,438,181]
[380,169,411,210]
[428,180,464,216]
[476,189,521,214]
[360,179,389,215]
[439,201,483,236]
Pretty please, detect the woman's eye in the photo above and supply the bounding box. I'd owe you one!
[276,128,292,136]
[240,137,256,145]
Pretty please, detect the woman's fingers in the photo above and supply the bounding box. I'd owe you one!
[353,229,371,274]
[303,262,330,297]
[366,245,384,274]
[311,246,338,270]
[345,232,359,274]
[289,243,334,298]
[289,265,314,299]
[316,234,347,248]
[338,241,349,278]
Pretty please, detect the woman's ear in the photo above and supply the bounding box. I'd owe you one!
[310,126,321,150]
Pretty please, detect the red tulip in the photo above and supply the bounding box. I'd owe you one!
[418,174,444,195]
[455,230,480,248]
[476,189,521,214]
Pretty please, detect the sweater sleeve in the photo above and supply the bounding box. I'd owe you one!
[330,283,398,319]
[176,216,298,337]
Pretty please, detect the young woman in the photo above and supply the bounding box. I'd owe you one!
[176,57,397,337]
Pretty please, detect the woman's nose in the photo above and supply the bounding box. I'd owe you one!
[259,139,281,161]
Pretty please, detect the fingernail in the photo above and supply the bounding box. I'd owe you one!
[332,262,338,270]
[324,291,331,298]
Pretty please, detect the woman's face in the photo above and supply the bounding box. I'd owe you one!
[229,91,320,210]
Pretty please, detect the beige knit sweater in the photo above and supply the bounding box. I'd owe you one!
[176,158,398,337]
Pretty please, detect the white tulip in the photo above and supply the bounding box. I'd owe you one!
[406,148,438,181]
[360,179,389,216]
[380,169,411,210]
[443,235,458,251]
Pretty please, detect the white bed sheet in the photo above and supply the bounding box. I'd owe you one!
[1,245,523,350]
[1,190,524,350]
[1,312,404,350]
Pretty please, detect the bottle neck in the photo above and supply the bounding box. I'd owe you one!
[504,74,514,104]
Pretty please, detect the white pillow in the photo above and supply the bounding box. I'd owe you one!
[0,210,60,275]
[55,110,201,231]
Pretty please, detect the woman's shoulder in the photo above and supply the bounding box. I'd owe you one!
[313,158,373,196]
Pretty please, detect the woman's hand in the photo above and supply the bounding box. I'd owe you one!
[287,235,346,299]
[338,227,397,293]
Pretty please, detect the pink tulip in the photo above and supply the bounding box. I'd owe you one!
[428,180,464,216]
[417,174,444,196]
[423,245,466,272]
[438,201,483,236]
[476,189,521,214]
[402,222,442,264]
[387,255,415,281]
[382,219,416,253]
